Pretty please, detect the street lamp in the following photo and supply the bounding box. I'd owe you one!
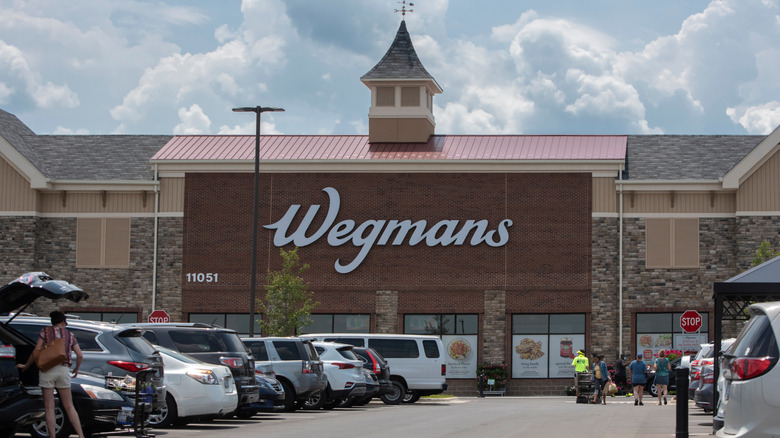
[232,106,285,337]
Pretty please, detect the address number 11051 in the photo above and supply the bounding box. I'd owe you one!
[186,273,219,283]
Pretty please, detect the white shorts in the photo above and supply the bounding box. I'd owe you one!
[39,365,71,389]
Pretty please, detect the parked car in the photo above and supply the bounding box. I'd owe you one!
[645,356,681,397]
[689,343,714,400]
[148,346,238,427]
[302,333,448,404]
[127,323,260,417]
[28,372,135,438]
[251,374,286,412]
[241,337,326,412]
[716,301,780,438]
[0,272,88,438]
[304,342,365,410]
[4,317,166,380]
[352,346,392,399]
[353,368,380,406]
[690,339,735,409]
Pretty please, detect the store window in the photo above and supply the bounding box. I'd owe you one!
[76,218,131,268]
[636,312,708,363]
[300,314,370,334]
[189,313,262,336]
[404,314,478,379]
[69,311,137,324]
[646,218,699,268]
[511,314,586,379]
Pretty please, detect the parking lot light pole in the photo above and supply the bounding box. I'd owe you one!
[232,106,285,337]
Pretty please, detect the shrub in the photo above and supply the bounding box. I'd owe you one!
[477,363,508,390]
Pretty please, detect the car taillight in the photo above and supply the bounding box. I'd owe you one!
[333,362,356,370]
[0,344,15,359]
[441,364,446,376]
[302,361,314,374]
[691,360,700,367]
[730,357,777,380]
[702,373,714,384]
[219,357,243,368]
[108,361,150,373]
[366,350,381,374]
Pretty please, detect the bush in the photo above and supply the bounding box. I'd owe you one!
[477,363,508,390]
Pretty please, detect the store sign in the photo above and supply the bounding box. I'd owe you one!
[265,187,514,273]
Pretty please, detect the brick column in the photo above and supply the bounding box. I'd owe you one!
[483,289,506,364]
[375,290,399,333]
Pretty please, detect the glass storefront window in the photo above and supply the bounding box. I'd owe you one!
[636,312,709,362]
[404,314,479,379]
[189,313,261,336]
[511,313,585,379]
[300,314,370,334]
[69,311,138,324]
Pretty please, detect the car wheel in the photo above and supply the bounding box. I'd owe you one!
[381,380,406,405]
[280,380,297,412]
[148,394,177,428]
[647,379,658,397]
[402,391,421,403]
[29,407,72,438]
[303,388,328,410]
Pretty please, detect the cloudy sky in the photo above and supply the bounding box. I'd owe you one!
[1,0,779,137]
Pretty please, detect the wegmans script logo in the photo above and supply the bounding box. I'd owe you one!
[264,187,513,274]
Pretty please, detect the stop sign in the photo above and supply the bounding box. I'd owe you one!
[680,310,702,333]
[148,310,170,323]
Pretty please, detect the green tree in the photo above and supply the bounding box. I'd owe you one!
[258,247,318,336]
[751,240,779,267]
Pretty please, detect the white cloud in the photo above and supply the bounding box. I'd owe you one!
[173,104,211,134]
[217,119,281,135]
[0,40,79,108]
[52,125,89,135]
[726,102,780,134]
[0,82,11,103]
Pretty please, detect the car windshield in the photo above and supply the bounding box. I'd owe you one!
[337,346,358,361]
[169,330,247,353]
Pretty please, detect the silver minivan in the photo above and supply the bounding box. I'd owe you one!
[302,333,448,404]
[241,337,326,411]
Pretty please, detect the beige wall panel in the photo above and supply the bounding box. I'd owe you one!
[622,192,735,214]
[592,177,616,213]
[39,192,153,214]
[368,119,398,143]
[397,118,434,143]
[674,218,700,267]
[737,150,780,212]
[646,218,672,267]
[159,178,185,212]
[0,156,36,211]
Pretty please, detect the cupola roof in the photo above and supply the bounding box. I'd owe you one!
[361,20,438,86]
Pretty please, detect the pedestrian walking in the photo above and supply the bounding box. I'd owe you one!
[614,353,628,395]
[628,353,648,406]
[571,349,589,396]
[18,311,85,438]
[653,350,671,405]
[591,354,610,405]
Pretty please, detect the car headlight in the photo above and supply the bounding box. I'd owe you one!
[81,384,125,401]
[186,369,218,385]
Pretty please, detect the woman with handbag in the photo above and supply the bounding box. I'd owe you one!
[591,354,610,405]
[18,311,85,438]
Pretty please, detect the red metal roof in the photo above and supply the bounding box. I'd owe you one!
[151,135,626,161]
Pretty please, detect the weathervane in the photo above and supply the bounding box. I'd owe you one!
[394,0,414,18]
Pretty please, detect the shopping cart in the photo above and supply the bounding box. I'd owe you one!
[575,372,594,404]
[107,369,166,438]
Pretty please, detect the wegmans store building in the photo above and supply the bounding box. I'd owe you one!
[2,21,779,395]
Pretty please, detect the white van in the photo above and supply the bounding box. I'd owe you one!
[302,333,447,404]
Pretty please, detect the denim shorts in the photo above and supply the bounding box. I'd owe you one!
[39,365,71,389]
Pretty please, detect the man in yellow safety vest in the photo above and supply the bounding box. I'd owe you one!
[571,349,589,396]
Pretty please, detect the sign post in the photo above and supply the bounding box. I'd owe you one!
[680,310,702,333]
[148,310,170,324]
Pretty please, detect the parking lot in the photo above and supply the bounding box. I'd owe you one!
[133,396,714,438]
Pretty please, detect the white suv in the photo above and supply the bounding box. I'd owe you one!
[304,342,365,409]
[302,333,447,404]
[716,301,780,437]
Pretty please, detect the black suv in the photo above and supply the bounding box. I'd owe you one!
[126,323,260,416]
[0,272,88,438]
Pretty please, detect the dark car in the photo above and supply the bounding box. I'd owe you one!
[126,323,260,416]
[352,347,392,400]
[694,365,716,412]
[27,372,135,438]
[0,272,88,438]
[250,374,286,412]
[646,357,681,397]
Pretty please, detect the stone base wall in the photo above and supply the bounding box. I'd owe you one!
[0,216,183,320]
[591,217,620,357]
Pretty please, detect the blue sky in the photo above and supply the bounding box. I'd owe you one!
[1,0,779,137]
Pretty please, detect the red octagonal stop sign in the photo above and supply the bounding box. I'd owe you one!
[148,310,170,324]
[680,310,702,333]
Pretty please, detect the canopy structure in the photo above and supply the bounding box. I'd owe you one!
[711,255,780,414]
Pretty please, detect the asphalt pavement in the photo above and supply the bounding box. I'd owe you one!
[113,395,715,438]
